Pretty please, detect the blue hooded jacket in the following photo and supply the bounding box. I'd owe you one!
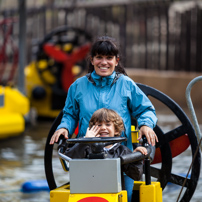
[57,71,157,151]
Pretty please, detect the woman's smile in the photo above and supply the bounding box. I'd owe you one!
[91,55,119,77]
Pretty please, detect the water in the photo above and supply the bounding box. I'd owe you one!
[0,109,202,202]
[0,121,51,202]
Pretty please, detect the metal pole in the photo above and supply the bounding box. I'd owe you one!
[185,76,202,151]
[144,158,151,185]
[142,136,151,185]
[18,0,26,94]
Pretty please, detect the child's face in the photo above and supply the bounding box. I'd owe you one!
[91,54,119,77]
[95,121,119,137]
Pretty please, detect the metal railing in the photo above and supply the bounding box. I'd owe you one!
[186,76,202,150]
[0,0,202,85]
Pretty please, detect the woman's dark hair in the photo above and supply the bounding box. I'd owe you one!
[87,36,127,75]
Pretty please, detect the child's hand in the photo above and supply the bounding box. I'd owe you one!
[134,146,148,155]
[85,125,100,138]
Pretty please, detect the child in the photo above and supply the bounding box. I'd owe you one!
[63,108,148,202]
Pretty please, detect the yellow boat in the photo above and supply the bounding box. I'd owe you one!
[0,85,30,139]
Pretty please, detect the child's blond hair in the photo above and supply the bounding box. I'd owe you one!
[89,108,124,136]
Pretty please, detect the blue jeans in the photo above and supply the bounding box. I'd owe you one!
[124,175,134,202]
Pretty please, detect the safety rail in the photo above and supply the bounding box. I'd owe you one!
[185,76,202,150]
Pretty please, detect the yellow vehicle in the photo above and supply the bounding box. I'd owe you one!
[0,85,30,138]
[25,26,92,118]
[52,136,162,202]
[44,82,201,202]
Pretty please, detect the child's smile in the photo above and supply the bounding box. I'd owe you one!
[95,121,119,137]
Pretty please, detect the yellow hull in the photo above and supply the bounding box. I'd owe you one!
[0,86,30,138]
[50,181,162,202]
[50,184,128,202]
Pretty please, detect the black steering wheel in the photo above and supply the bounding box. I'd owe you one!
[60,136,129,160]
[44,83,201,202]
[58,136,152,165]
[66,136,127,144]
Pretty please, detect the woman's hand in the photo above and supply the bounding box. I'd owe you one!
[134,146,148,155]
[49,128,68,144]
[85,125,100,138]
[138,125,158,146]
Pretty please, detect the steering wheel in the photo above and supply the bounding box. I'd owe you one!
[136,83,201,202]
[36,26,92,92]
[58,137,152,165]
[44,83,201,202]
[65,136,127,144]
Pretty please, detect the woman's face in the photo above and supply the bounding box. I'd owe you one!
[91,54,119,77]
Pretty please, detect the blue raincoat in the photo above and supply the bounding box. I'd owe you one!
[57,71,157,151]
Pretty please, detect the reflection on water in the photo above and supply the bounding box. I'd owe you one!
[0,121,51,202]
[0,109,202,202]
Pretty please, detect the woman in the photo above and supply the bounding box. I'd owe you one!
[49,36,158,202]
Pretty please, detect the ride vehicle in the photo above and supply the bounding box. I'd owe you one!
[25,26,92,118]
[0,85,29,138]
[44,82,201,202]
[52,136,161,202]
